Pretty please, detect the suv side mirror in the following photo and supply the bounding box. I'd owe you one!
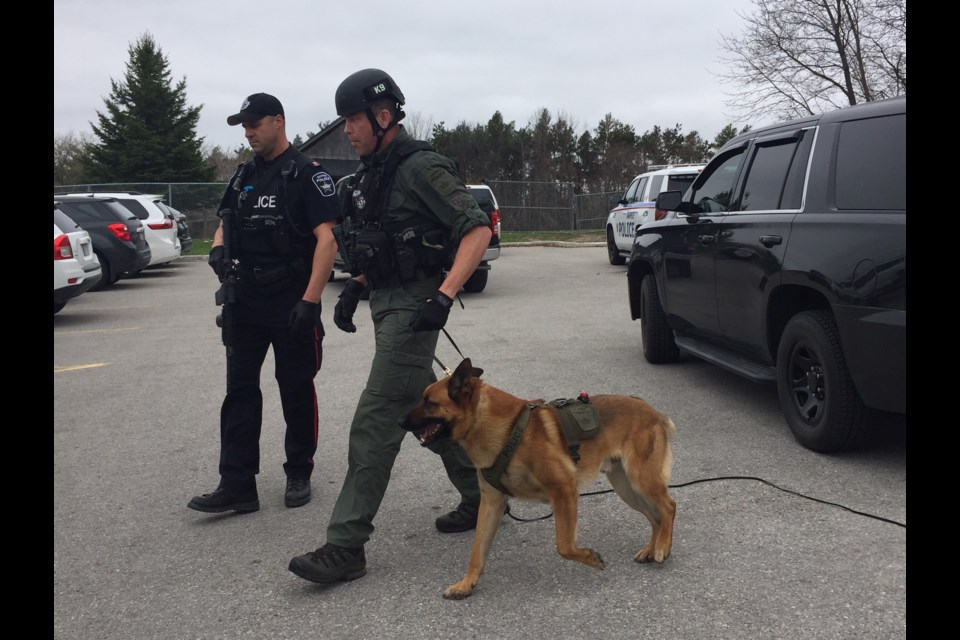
[656,190,683,212]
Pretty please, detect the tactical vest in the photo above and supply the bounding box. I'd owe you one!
[231,148,316,264]
[338,138,452,286]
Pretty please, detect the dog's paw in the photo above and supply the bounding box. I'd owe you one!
[443,582,474,600]
[634,546,669,564]
[586,549,605,570]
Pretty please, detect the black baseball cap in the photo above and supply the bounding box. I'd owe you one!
[227,93,284,126]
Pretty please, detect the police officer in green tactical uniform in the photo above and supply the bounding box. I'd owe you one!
[288,69,494,584]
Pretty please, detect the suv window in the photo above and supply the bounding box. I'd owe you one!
[58,200,118,223]
[622,178,641,203]
[647,175,664,199]
[54,208,81,232]
[633,177,649,203]
[471,191,494,212]
[665,173,698,196]
[836,114,906,210]
[739,131,812,212]
[115,198,150,220]
[690,151,745,213]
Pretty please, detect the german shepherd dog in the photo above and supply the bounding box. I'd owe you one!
[402,359,677,599]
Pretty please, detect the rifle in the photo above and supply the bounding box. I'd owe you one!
[214,207,240,389]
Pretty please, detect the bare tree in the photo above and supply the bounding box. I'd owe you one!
[404,110,435,141]
[718,0,906,124]
[203,144,253,182]
[54,131,93,186]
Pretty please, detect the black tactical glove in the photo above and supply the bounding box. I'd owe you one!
[289,299,321,340]
[410,290,453,332]
[334,278,366,333]
[208,245,226,282]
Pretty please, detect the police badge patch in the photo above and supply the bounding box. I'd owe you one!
[312,172,336,197]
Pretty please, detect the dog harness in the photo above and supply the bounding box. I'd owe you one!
[481,394,601,496]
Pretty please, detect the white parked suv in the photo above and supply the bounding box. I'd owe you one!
[605,164,704,265]
[63,192,181,267]
[54,206,102,314]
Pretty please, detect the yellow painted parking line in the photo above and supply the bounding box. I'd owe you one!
[55,363,111,373]
[55,326,143,336]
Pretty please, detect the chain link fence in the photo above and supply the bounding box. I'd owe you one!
[55,181,626,239]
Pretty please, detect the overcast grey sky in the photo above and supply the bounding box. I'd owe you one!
[53,0,758,152]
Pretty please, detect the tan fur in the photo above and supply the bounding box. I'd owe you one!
[404,358,677,599]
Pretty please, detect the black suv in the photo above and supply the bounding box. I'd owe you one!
[54,196,152,289]
[626,96,905,453]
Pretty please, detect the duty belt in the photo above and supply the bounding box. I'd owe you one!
[367,266,443,289]
[238,262,304,288]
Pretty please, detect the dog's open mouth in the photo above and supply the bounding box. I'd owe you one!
[414,421,450,447]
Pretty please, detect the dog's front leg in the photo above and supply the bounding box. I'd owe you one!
[443,489,508,600]
[551,484,605,570]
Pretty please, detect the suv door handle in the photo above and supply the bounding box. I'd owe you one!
[760,235,782,247]
[698,234,716,245]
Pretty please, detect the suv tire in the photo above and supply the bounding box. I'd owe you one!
[640,276,679,364]
[90,251,113,291]
[776,310,869,453]
[607,228,626,265]
[462,266,488,293]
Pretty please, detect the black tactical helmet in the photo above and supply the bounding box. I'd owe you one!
[335,68,406,117]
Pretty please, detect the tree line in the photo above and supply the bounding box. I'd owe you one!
[53,1,905,194]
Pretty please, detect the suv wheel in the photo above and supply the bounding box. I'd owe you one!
[607,228,626,265]
[90,252,112,291]
[463,266,488,293]
[776,310,869,453]
[640,276,679,364]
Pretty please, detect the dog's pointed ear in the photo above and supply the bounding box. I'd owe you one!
[456,358,483,379]
[448,359,483,402]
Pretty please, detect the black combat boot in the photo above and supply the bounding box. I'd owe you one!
[284,478,311,508]
[187,486,260,513]
[288,543,367,583]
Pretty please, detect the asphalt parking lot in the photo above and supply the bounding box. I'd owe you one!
[53,247,906,640]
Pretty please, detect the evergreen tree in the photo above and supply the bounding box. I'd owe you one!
[84,32,213,183]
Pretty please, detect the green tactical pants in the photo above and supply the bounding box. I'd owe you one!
[326,276,480,549]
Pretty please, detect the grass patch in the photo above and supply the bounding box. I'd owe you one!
[186,239,214,256]
[500,230,605,243]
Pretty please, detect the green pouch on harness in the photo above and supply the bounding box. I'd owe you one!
[549,397,601,461]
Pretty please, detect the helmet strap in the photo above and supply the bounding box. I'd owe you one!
[367,107,406,153]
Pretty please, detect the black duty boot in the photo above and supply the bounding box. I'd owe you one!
[288,543,367,584]
[187,486,260,513]
[284,478,311,508]
[435,501,510,533]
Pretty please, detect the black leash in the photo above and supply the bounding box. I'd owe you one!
[426,327,466,376]
[415,293,466,376]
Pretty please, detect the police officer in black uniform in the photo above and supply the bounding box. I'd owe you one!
[188,93,341,514]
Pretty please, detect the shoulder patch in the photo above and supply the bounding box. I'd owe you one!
[312,171,336,197]
[426,167,458,197]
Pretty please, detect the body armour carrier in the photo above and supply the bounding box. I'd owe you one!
[231,148,316,270]
[334,138,452,286]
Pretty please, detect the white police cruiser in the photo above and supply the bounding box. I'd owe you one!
[605,164,704,265]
